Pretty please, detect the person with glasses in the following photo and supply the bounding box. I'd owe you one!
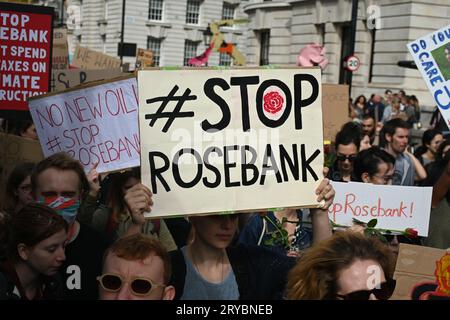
[3,162,35,215]
[98,234,175,300]
[0,203,68,300]
[285,231,396,300]
[328,122,360,182]
[352,146,419,255]
[353,147,395,185]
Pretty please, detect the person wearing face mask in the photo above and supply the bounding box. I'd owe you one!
[0,203,68,300]
[30,152,111,299]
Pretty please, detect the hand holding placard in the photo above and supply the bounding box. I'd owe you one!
[86,162,100,197]
[124,183,153,225]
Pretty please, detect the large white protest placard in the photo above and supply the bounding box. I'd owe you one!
[138,68,324,218]
[407,24,450,128]
[28,76,140,173]
[328,182,432,236]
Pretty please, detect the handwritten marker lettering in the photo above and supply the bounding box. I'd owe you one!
[145,85,196,133]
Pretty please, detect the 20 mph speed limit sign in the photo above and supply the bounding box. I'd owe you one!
[344,55,360,72]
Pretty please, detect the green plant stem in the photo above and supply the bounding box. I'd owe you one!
[331,221,405,235]
[263,216,290,248]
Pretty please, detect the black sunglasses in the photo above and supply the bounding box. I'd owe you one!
[384,234,415,244]
[336,279,396,300]
[336,154,357,162]
[97,273,165,296]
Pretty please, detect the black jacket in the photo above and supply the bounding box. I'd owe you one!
[0,263,64,300]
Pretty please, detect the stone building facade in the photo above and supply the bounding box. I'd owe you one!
[243,0,450,108]
[65,0,250,68]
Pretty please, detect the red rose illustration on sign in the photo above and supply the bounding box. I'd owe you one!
[263,91,284,114]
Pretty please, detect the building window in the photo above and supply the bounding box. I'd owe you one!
[315,23,325,45]
[147,37,162,66]
[184,40,198,66]
[101,35,106,53]
[259,30,270,66]
[219,52,232,66]
[104,0,109,20]
[222,2,235,20]
[339,24,352,85]
[186,0,200,25]
[149,0,163,21]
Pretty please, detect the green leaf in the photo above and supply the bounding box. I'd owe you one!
[352,218,365,225]
[367,219,378,228]
[379,235,388,244]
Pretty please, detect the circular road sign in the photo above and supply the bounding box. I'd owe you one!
[344,55,360,72]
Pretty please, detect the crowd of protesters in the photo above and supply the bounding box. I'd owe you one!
[0,88,449,301]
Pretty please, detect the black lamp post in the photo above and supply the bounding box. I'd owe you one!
[203,24,212,47]
[60,0,65,27]
[347,0,358,97]
[120,0,126,64]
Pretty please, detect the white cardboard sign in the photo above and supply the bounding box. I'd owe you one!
[138,68,324,218]
[329,181,432,236]
[29,77,140,173]
[407,24,450,128]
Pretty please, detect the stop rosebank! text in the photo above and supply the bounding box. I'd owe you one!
[329,192,415,222]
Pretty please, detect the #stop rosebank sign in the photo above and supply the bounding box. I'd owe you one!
[0,2,53,115]
[138,68,324,218]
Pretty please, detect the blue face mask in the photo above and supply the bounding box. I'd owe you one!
[37,196,80,225]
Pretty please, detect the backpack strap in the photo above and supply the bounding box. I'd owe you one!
[257,218,267,246]
[227,246,250,300]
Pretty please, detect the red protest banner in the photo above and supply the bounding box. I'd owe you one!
[0,2,54,117]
